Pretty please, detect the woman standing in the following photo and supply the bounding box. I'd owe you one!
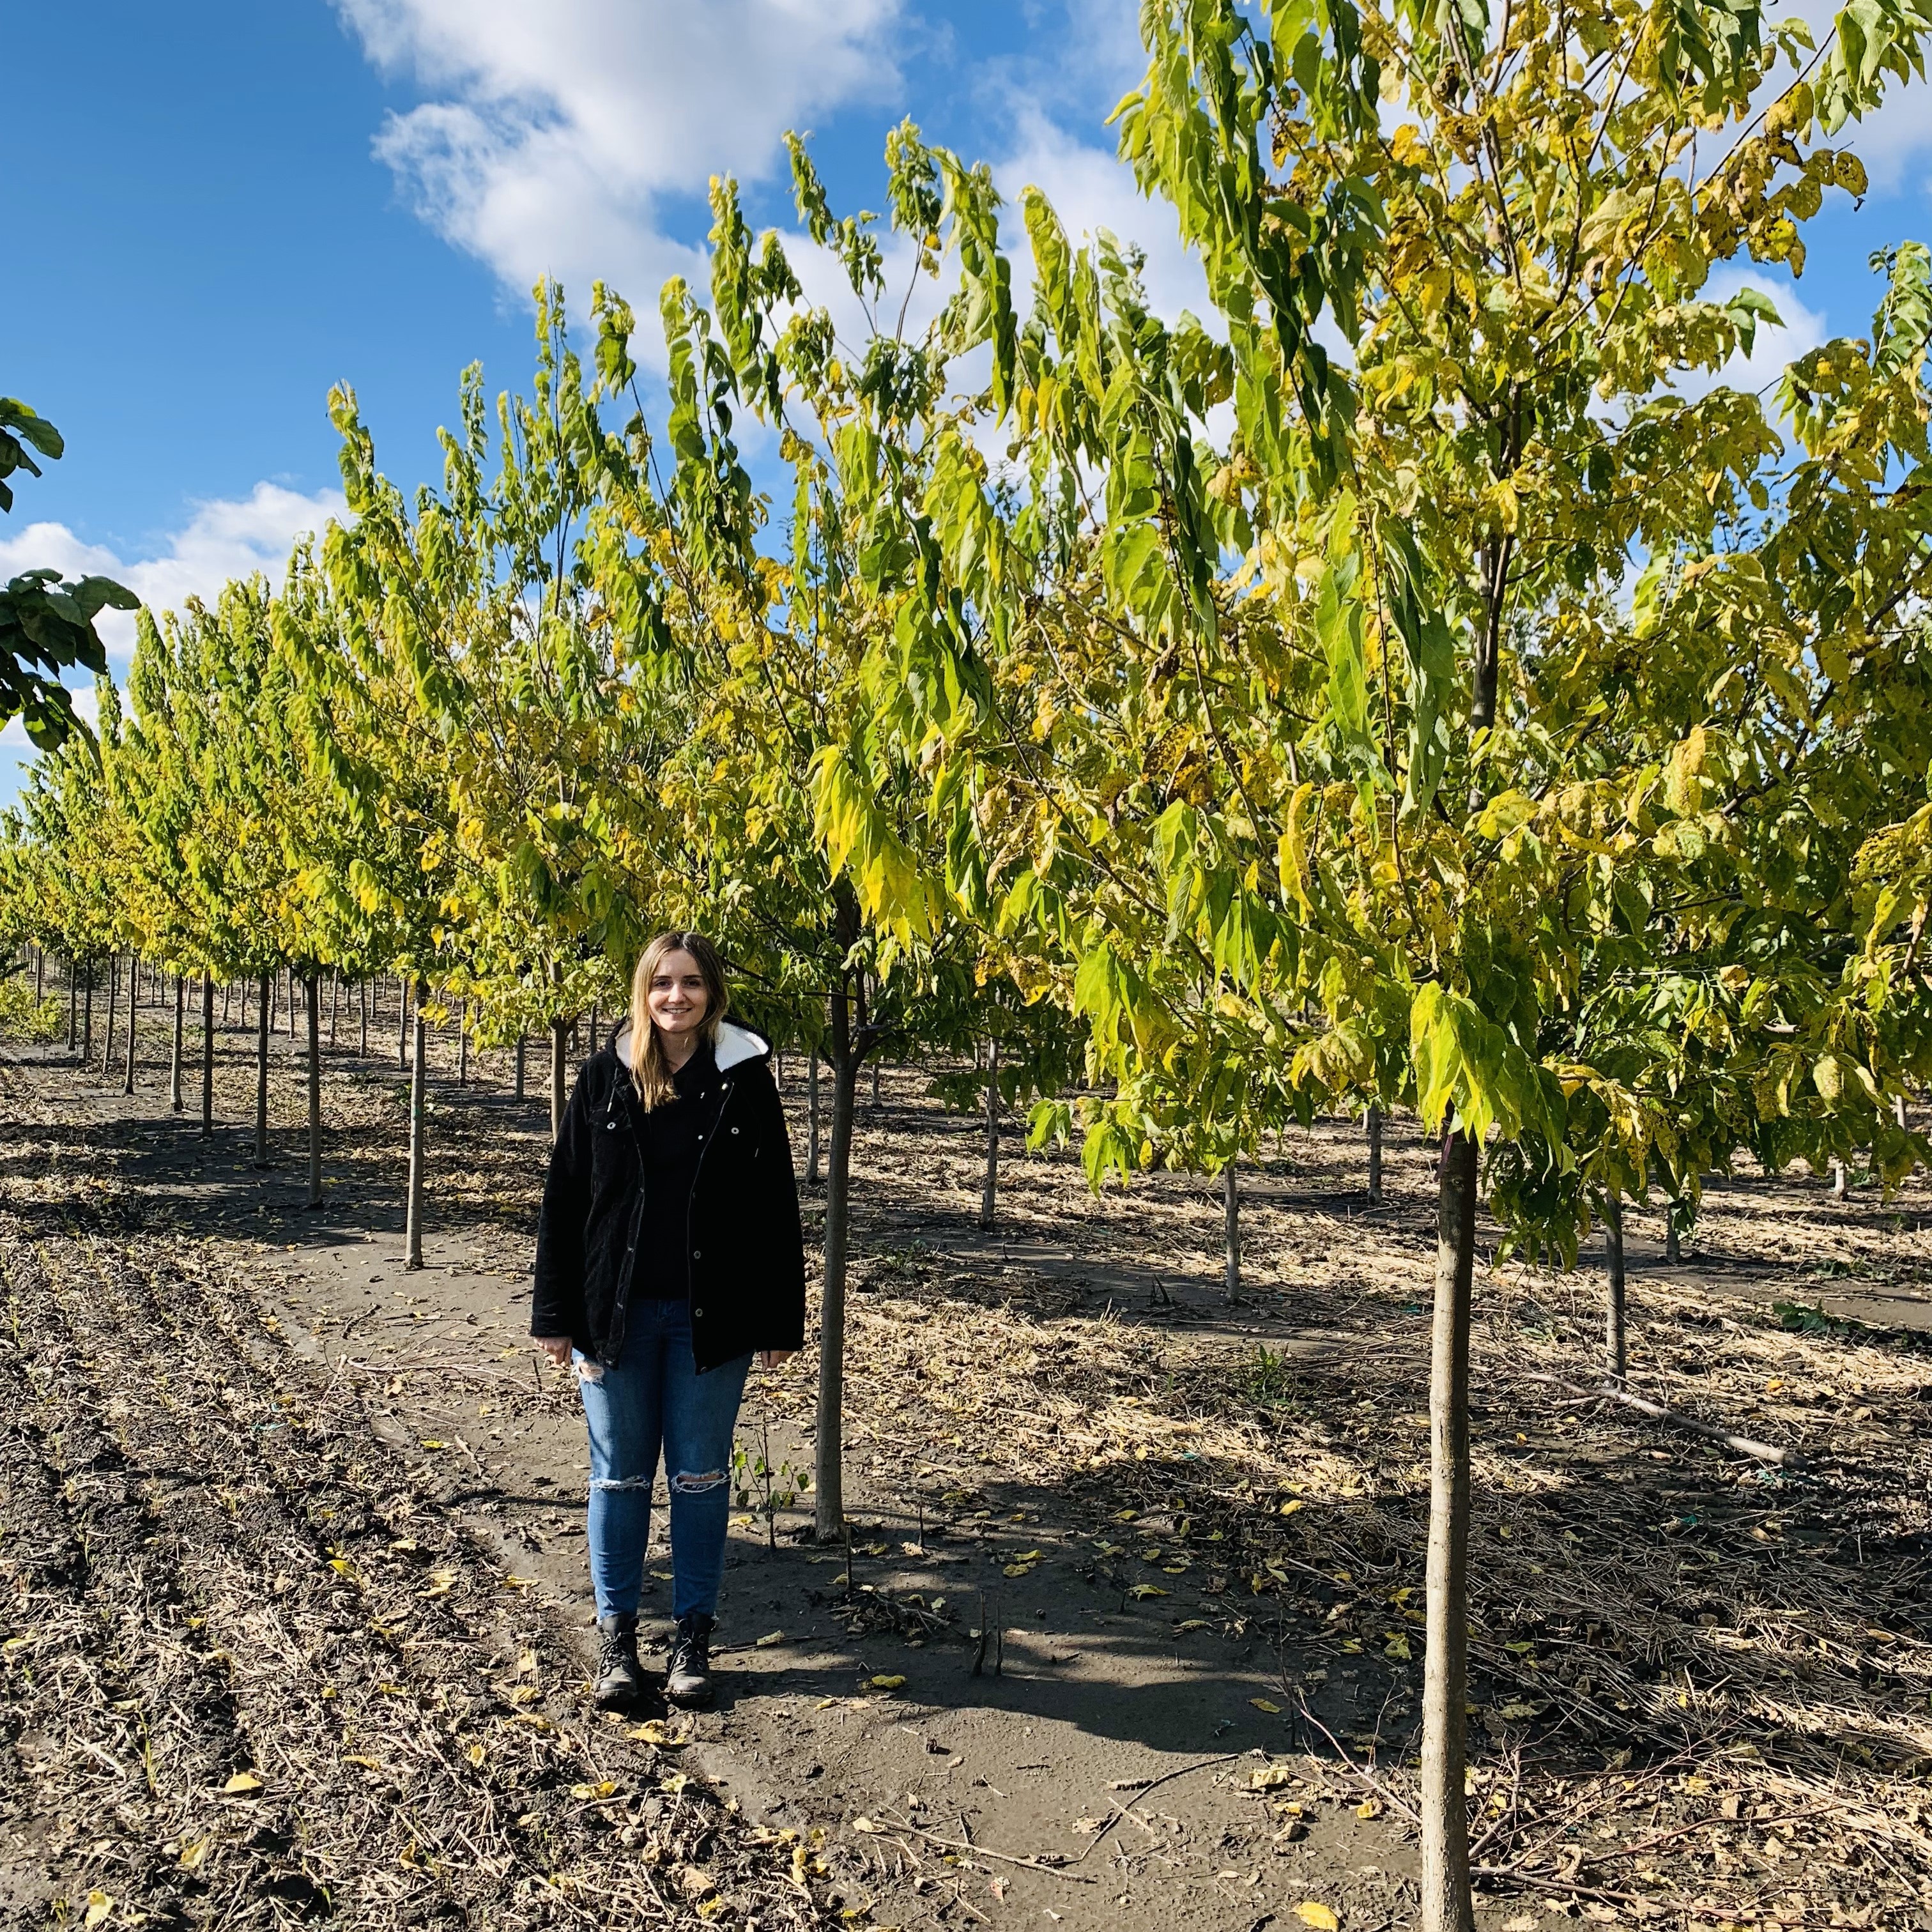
[532,931,804,1710]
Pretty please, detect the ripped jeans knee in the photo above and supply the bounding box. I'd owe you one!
[670,1467,729,1496]
[590,1473,652,1493]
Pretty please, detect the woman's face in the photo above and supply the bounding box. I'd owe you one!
[647,951,709,1041]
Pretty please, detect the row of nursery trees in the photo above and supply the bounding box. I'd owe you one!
[11,0,1932,1922]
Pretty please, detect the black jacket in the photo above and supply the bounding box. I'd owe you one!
[532,1020,807,1373]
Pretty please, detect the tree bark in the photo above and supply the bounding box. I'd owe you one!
[815,891,865,1542]
[406,985,428,1268]
[103,955,118,1076]
[267,967,277,1043]
[457,997,469,1087]
[358,977,369,1057]
[1421,1125,1478,1932]
[1603,1191,1626,1384]
[398,974,410,1068]
[516,1032,526,1102]
[1367,1104,1384,1205]
[807,1052,823,1186]
[306,971,323,1209]
[1223,1162,1241,1298]
[1664,1202,1682,1264]
[83,962,94,1063]
[979,1039,1000,1232]
[328,971,340,1049]
[254,971,271,1165]
[67,959,76,1052]
[549,1016,569,1142]
[123,954,137,1094]
[201,974,214,1138]
[34,946,43,1002]
[170,974,185,1112]
[589,1003,599,1056]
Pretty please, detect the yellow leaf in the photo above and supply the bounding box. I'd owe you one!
[1127,1583,1167,1599]
[222,1772,262,1795]
[870,1674,906,1690]
[852,1816,882,1833]
[467,1742,486,1767]
[570,1781,617,1800]
[84,1890,115,1928]
[1001,1563,1034,1577]
[661,1770,691,1794]
[177,1840,208,1873]
[629,1720,690,1747]
[755,1630,785,1648]
[1249,1696,1282,1713]
[1250,1764,1300,1790]
[1174,1618,1211,1633]
[1384,1634,1412,1660]
[1279,1499,1304,1517]
[1297,1903,1340,1931]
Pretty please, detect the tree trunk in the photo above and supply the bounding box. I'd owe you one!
[267,968,277,1043]
[457,997,469,1087]
[398,974,410,1069]
[305,971,323,1209]
[1367,1104,1384,1205]
[589,1003,599,1056]
[1830,1157,1848,1199]
[67,960,76,1052]
[170,974,185,1112]
[286,967,297,1040]
[1664,1202,1682,1264]
[254,971,271,1165]
[516,1032,526,1102]
[1223,1162,1241,1298]
[1420,1126,1478,1932]
[1603,1191,1626,1384]
[201,974,214,1138]
[406,985,428,1268]
[815,897,864,1542]
[549,1016,569,1142]
[83,962,95,1063]
[123,954,137,1094]
[224,979,233,1026]
[807,1052,823,1186]
[358,977,369,1057]
[979,1040,1000,1232]
[329,972,340,1049]
[34,946,43,1001]
[103,955,118,1076]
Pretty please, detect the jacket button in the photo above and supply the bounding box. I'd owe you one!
[731,1126,740,1135]
[693,1249,702,1261]
[694,1307,705,1319]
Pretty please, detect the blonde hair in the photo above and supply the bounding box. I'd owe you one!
[629,931,730,1110]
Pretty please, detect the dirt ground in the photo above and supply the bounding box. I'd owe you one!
[3,988,1929,1931]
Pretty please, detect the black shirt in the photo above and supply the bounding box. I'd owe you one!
[634,1038,724,1300]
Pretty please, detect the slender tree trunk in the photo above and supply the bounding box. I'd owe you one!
[267,968,277,1043]
[287,967,297,1041]
[1420,1126,1478,1932]
[123,954,137,1094]
[1603,1192,1627,1384]
[815,896,864,1542]
[201,974,214,1138]
[225,979,234,1027]
[516,1032,526,1102]
[1664,1202,1682,1264]
[170,974,185,1112]
[103,955,118,1075]
[254,971,271,1165]
[457,997,468,1087]
[807,1052,823,1186]
[979,1040,1000,1232]
[34,947,43,1002]
[1223,1162,1241,1298]
[550,1016,569,1142]
[83,963,95,1063]
[358,977,369,1057]
[1830,1157,1848,1199]
[1367,1103,1384,1205]
[328,972,340,1049]
[306,970,323,1209]
[589,1003,599,1056]
[67,962,76,1052]
[406,984,428,1268]
[398,974,409,1069]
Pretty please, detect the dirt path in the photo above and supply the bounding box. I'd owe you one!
[4,1013,1930,1930]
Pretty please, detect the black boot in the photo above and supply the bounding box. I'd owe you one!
[664,1612,715,1708]
[595,1613,647,1708]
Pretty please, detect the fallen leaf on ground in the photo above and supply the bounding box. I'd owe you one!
[222,1772,261,1794]
[1250,1696,1282,1713]
[1296,1904,1339,1931]
[870,1674,906,1690]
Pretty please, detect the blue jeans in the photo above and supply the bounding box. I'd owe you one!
[575,1299,751,1621]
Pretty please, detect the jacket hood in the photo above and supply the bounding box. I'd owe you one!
[607,1016,770,1073]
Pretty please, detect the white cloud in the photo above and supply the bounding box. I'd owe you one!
[0,482,344,755]
[334,0,903,345]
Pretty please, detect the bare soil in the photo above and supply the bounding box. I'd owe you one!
[2,990,1929,1932]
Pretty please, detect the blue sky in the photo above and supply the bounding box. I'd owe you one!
[4,0,1929,801]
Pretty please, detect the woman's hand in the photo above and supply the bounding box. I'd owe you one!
[756,1349,797,1371]
[533,1335,573,1367]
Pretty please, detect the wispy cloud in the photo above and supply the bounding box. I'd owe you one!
[333,0,904,346]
